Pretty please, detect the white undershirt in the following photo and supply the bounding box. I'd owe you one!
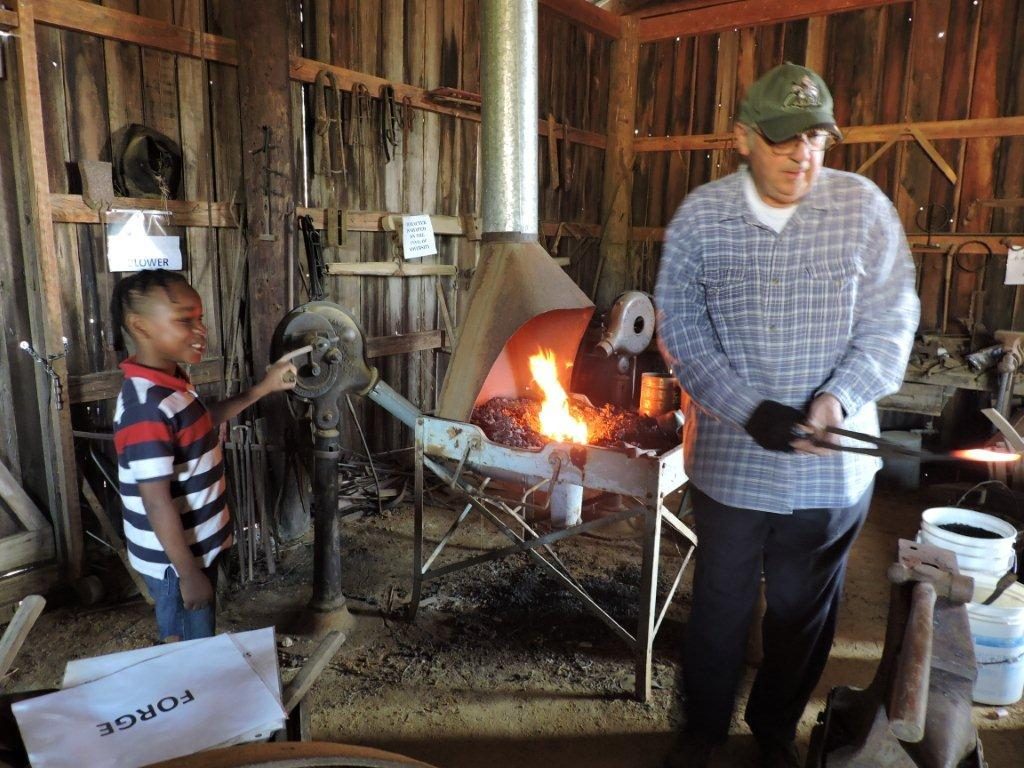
[742,169,798,233]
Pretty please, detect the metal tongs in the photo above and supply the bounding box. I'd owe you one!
[808,427,966,461]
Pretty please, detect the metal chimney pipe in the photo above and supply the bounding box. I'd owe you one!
[480,0,538,237]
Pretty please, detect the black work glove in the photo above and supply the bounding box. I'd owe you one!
[744,400,807,453]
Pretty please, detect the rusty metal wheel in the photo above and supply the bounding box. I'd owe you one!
[147,742,439,768]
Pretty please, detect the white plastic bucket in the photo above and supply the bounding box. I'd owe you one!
[918,507,1018,577]
[968,575,1024,705]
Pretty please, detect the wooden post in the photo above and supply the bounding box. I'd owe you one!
[596,17,639,310]
[235,0,304,538]
[11,0,82,578]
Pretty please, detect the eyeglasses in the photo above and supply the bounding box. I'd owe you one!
[754,129,837,156]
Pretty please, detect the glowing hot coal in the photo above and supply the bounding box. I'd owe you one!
[950,448,1022,463]
[528,350,588,444]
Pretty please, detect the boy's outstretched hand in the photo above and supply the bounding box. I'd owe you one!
[259,352,300,395]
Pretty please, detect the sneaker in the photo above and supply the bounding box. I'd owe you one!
[662,730,719,768]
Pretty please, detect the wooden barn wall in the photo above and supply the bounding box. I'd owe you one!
[0,0,613,472]
[629,0,1024,339]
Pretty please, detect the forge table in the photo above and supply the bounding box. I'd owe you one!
[410,415,695,702]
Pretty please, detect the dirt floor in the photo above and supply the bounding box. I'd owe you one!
[6,481,1024,767]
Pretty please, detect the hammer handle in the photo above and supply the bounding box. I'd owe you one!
[889,581,936,743]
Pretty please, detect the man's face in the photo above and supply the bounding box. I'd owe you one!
[128,282,207,366]
[734,123,825,208]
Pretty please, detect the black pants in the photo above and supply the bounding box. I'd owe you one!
[682,483,872,745]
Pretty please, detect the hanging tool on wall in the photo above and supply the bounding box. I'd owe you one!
[350,83,373,149]
[19,338,69,411]
[298,215,328,302]
[547,113,560,191]
[561,117,574,191]
[250,126,285,242]
[314,69,346,181]
[379,84,402,163]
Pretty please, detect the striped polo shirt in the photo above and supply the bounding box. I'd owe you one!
[113,359,232,579]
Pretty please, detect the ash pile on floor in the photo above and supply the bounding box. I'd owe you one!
[471,397,676,452]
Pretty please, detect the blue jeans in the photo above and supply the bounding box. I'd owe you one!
[141,558,220,642]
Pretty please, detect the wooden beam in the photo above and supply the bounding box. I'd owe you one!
[805,15,828,74]
[11,0,82,578]
[296,208,471,236]
[290,56,608,149]
[366,330,446,359]
[539,0,623,39]
[69,358,225,404]
[31,0,237,64]
[0,594,45,680]
[0,529,55,571]
[0,564,59,609]
[634,115,1024,152]
[596,17,639,309]
[0,459,50,531]
[639,0,909,42]
[326,263,458,278]
[0,8,19,29]
[50,194,237,227]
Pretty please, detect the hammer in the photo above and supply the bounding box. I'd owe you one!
[887,562,975,605]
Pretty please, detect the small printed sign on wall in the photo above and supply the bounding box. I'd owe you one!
[106,212,183,272]
[1006,245,1024,286]
[402,214,438,259]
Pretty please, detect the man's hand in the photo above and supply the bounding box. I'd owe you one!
[179,569,214,610]
[745,400,808,452]
[791,393,845,455]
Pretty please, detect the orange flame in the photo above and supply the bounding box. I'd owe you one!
[951,448,1022,463]
[529,350,588,444]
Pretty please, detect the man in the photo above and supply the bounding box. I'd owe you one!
[655,63,919,768]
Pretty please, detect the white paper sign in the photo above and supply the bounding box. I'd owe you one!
[106,211,182,272]
[1006,245,1024,285]
[14,633,286,768]
[402,214,438,259]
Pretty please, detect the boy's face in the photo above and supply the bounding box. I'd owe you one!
[127,282,207,366]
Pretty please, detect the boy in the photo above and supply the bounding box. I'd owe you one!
[111,269,297,642]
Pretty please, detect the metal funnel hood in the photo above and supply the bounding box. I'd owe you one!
[436,0,595,422]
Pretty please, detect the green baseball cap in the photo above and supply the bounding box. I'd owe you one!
[737,63,842,143]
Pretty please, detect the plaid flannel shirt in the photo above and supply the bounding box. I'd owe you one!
[655,168,919,514]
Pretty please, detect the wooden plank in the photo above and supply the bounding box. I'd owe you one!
[61,23,111,372]
[12,0,82,578]
[0,594,45,680]
[538,0,622,40]
[32,0,237,64]
[69,357,225,404]
[638,0,906,42]
[0,565,59,609]
[282,630,346,713]
[325,262,458,278]
[0,529,56,571]
[596,17,639,308]
[0,460,50,532]
[50,193,236,226]
[633,115,1024,152]
[805,15,828,73]
[365,330,445,360]
[81,476,152,604]
[0,8,19,28]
